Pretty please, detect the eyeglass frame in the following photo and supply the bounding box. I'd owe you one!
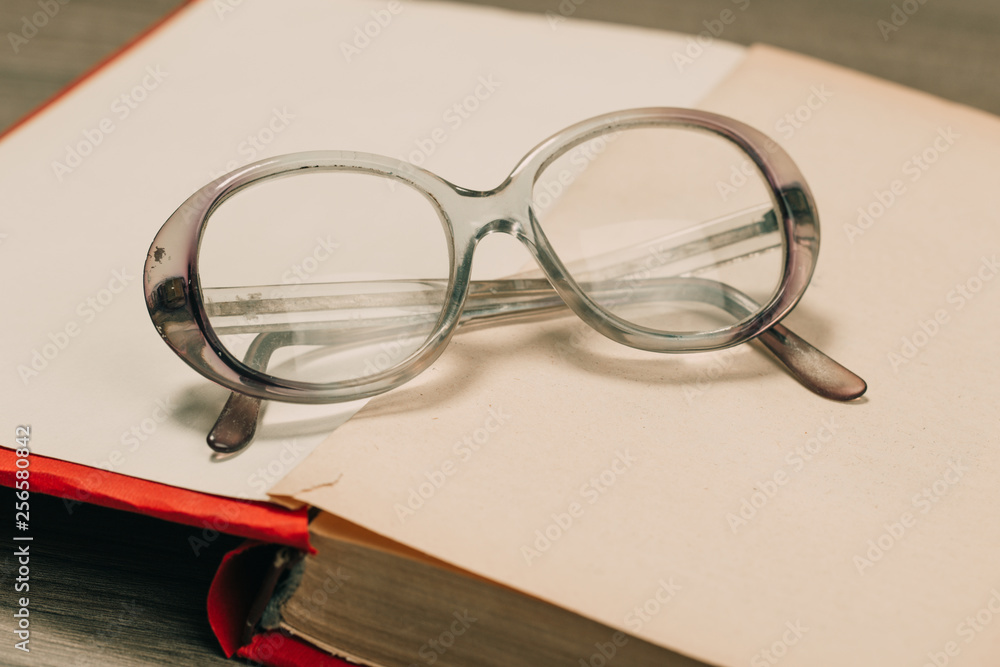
[145,107,858,443]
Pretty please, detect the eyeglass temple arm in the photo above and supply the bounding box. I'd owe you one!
[462,278,866,405]
[207,277,865,453]
[207,332,290,453]
[462,276,867,398]
[206,208,866,453]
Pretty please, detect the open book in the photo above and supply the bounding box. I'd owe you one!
[4,1,1000,666]
[272,45,1000,666]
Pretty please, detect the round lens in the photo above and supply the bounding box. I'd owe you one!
[198,169,451,385]
[532,125,783,334]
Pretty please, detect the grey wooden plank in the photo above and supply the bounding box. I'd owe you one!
[0,0,188,131]
[2,0,1000,132]
[1,487,239,667]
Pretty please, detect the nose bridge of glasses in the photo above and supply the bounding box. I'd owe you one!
[475,216,524,242]
[444,178,539,269]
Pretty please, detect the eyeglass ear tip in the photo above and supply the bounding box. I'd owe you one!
[207,391,264,454]
[205,417,255,454]
[816,373,867,403]
[843,377,868,402]
[207,431,249,454]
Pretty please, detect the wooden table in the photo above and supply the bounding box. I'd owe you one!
[2,1,998,665]
[2,0,999,132]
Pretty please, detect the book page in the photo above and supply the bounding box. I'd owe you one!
[0,0,745,500]
[274,45,1000,666]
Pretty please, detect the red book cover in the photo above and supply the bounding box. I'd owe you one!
[209,540,353,666]
[0,3,331,662]
[0,448,311,551]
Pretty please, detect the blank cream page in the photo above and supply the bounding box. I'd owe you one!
[0,0,745,500]
[275,45,1000,666]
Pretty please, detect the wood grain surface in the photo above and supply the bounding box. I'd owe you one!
[1,1,997,665]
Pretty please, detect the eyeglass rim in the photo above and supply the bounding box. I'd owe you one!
[144,107,819,404]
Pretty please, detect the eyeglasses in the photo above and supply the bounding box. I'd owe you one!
[144,108,866,454]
